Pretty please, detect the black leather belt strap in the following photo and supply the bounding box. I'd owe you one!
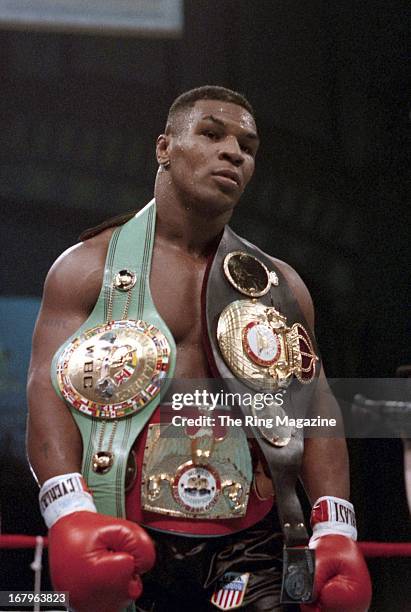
[205,226,320,547]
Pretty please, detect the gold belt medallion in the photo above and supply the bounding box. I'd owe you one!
[172,461,221,514]
[141,423,252,518]
[217,301,317,391]
[57,319,171,419]
[223,251,279,296]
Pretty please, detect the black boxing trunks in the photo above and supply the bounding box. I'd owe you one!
[135,510,300,612]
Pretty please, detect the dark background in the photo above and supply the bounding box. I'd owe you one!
[0,1,409,610]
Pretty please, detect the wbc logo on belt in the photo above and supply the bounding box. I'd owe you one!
[211,572,250,610]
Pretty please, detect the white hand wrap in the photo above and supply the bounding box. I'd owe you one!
[39,472,96,529]
[309,495,357,548]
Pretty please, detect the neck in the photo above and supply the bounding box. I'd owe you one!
[154,173,233,257]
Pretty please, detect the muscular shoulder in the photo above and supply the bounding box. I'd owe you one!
[43,227,115,315]
[270,256,315,331]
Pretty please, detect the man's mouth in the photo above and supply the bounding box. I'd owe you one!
[212,169,240,187]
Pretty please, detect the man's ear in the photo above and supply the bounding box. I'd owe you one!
[156,134,170,166]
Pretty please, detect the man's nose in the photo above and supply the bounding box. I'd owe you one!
[218,136,244,166]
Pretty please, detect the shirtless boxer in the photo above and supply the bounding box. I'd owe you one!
[27,86,371,612]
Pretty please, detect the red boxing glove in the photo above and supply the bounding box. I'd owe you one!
[301,496,371,612]
[49,511,156,612]
[39,473,155,612]
[301,535,371,612]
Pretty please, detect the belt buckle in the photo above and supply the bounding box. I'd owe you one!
[280,545,315,604]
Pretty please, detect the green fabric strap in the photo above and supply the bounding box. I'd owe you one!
[51,199,176,519]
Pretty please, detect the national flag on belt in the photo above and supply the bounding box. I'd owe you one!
[210,572,250,610]
[114,365,133,384]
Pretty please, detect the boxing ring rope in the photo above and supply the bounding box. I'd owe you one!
[1,535,45,612]
[358,542,411,557]
[2,533,410,555]
[0,535,47,548]
[1,535,409,611]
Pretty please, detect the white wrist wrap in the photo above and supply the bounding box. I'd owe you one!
[39,472,96,529]
[309,495,357,548]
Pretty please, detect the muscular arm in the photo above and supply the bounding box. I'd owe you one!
[301,366,349,502]
[275,260,350,503]
[27,233,110,485]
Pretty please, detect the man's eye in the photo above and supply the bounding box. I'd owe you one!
[203,130,218,140]
[241,144,253,155]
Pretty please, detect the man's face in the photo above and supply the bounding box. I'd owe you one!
[161,99,259,213]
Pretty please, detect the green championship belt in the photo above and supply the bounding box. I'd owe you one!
[51,199,176,519]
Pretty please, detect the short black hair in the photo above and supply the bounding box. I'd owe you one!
[166,85,255,133]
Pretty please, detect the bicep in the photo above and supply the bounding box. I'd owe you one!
[27,258,92,402]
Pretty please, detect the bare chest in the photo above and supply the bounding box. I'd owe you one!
[150,246,210,378]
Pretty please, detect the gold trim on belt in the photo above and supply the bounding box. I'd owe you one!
[217,300,318,391]
[57,319,171,419]
[141,423,252,519]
